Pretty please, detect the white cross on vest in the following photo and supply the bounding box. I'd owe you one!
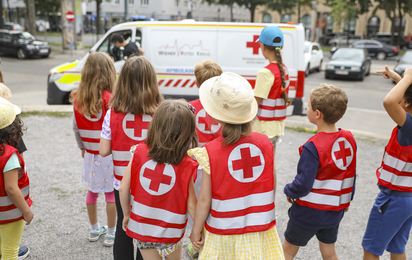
[228,143,265,183]
[196,109,221,134]
[140,160,176,196]
[85,110,102,122]
[122,114,152,141]
[331,137,354,170]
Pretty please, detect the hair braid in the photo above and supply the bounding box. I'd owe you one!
[274,49,291,106]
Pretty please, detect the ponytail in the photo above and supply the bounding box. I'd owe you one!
[273,48,291,106]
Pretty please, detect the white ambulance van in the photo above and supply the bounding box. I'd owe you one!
[47,20,306,115]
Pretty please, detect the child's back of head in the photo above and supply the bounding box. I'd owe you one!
[310,84,348,124]
[0,83,12,101]
[146,99,197,165]
[71,52,116,116]
[194,60,222,86]
[112,56,163,115]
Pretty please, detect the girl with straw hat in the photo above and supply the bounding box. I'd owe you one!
[189,72,285,260]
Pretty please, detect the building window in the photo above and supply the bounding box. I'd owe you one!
[175,0,179,6]
[262,13,271,23]
[301,14,311,29]
[281,14,291,23]
[367,16,380,37]
[114,0,120,4]
[343,18,356,34]
[129,0,134,4]
[141,0,148,6]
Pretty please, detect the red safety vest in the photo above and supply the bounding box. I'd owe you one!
[204,132,276,235]
[296,130,356,211]
[256,63,288,121]
[188,99,222,147]
[111,111,153,181]
[74,90,111,154]
[0,144,32,224]
[377,127,412,192]
[126,144,198,243]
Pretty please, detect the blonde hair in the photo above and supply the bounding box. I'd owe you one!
[146,99,198,165]
[310,84,348,124]
[111,56,163,115]
[264,44,291,106]
[194,60,222,86]
[221,122,253,145]
[70,52,116,116]
[0,83,12,101]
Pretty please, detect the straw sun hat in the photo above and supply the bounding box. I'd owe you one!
[199,72,258,124]
[0,97,21,130]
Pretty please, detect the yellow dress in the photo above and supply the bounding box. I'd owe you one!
[188,148,285,260]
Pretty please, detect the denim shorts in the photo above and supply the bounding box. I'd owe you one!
[134,238,182,257]
[284,219,339,246]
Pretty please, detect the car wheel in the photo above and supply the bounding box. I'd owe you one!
[366,63,371,76]
[325,73,330,79]
[41,55,49,59]
[316,60,322,72]
[358,72,364,81]
[305,64,310,77]
[376,52,387,61]
[17,48,27,59]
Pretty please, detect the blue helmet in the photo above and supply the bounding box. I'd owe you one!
[257,26,284,47]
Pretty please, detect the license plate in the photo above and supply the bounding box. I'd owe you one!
[335,70,349,75]
[40,49,48,54]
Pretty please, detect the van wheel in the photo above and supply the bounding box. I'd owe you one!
[305,64,310,76]
[17,48,27,59]
[376,52,386,61]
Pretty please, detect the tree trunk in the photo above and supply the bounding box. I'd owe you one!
[250,4,256,23]
[27,0,36,35]
[390,2,396,46]
[298,1,301,23]
[96,0,101,38]
[230,2,234,22]
[7,0,12,22]
[397,0,403,48]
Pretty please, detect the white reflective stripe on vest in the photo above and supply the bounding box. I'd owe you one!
[131,200,187,224]
[0,186,29,207]
[379,168,412,187]
[128,218,185,238]
[299,192,352,206]
[312,177,354,191]
[383,152,412,173]
[211,190,274,212]
[260,98,285,107]
[112,150,132,161]
[257,108,287,118]
[207,208,275,230]
[83,142,100,151]
[0,199,29,221]
[78,129,102,139]
[114,166,127,177]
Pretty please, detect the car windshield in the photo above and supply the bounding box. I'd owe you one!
[400,52,412,63]
[332,49,363,61]
[14,32,35,41]
[304,43,310,53]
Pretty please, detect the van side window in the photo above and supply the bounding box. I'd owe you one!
[135,30,142,47]
[97,30,133,61]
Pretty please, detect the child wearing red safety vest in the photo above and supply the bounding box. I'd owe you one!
[119,99,199,260]
[190,72,285,260]
[71,52,117,246]
[283,84,356,260]
[99,56,163,260]
[0,97,33,259]
[362,67,412,260]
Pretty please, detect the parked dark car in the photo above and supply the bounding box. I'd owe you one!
[4,22,25,31]
[394,50,412,77]
[371,32,411,49]
[0,30,50,59]
[349,40,398,60]
[325,48,371,81]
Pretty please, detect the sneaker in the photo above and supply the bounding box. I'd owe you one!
[104,234,115,247]
[89,225,108,242]
[187,242,199,260]
[18,246,30,260]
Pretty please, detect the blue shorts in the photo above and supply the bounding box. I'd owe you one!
[284,219,339,246]
[362,191,412,255]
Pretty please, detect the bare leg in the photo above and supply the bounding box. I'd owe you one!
[283,240,299,260]
[140,249,162,260]
[390,253,406,260]
[319,241,338,260]
[363,249,379,260]
[106,202,116,229]
[87,204,98,226]
[165,245,183,260]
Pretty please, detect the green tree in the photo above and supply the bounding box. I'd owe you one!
[35,0,61,16]
[236,0,273,22]
[296,0,313,23]
[202,0,237,22]
[267,0,299,18]
[396,0,412,47]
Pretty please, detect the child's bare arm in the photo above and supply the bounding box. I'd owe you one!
[99,138,112,157]
[4,169,33,224]
[119,159,133,231]
[377,65,402,83]
[383,67,412,127]
[187,176,197,221]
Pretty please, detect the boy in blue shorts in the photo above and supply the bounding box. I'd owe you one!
[362,66,412,260]
[283,84,357,260]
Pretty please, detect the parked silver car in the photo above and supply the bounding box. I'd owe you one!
[329,35,363,46]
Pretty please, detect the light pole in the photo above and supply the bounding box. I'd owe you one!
[217,7,220,22]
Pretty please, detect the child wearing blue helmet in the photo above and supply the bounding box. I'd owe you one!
[254,26,291,197]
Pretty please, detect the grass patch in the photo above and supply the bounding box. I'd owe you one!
[36,32,62,37]
[58,194,69,200]
[322,46,331,52]
[21,111,72,118]
[35,218,42,224]
[49,187,61,192]
[286,126,318,134]
[48,41,62,46]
